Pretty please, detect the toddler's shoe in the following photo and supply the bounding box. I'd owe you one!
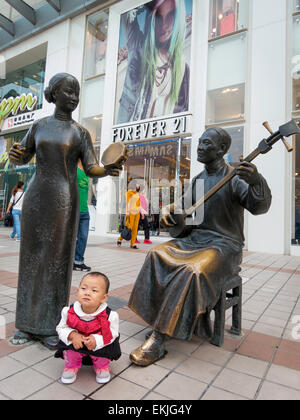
[61,368,78,385]
[95,368,111,384]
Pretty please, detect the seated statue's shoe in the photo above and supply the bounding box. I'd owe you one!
[40,335,59,350]
[130,332,167,367]
[11,331,32,345]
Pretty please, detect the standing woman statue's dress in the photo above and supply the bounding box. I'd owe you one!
[9,73,118,349]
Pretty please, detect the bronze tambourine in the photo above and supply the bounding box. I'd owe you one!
[101,142,128,169]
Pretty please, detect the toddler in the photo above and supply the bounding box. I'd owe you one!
[55,272,121,385]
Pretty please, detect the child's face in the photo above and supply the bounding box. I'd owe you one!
[78,275,108,313]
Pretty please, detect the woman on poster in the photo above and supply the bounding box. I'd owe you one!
[117,0,190,123]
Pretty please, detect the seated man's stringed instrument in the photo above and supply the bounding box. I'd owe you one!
[165,120,300,239]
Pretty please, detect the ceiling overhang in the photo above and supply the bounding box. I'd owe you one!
[0,0,111,53]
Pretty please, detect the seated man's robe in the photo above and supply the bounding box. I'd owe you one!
[128,160,272,340]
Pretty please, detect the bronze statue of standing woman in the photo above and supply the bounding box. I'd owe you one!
[9,73,119,349]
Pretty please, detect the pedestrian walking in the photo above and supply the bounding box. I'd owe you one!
[138,186,152,244]
[6,181,25,242]
[73,161,91,272]
[117,183,141,249]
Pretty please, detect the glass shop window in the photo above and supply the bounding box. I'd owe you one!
[0,58,46,111]
[209,0,248,39]
[81,9,109,145]
[294,0,300,13]
[223,125,244,166]
[81,9,109,208]
[206,32,247,124]
[292,16,300,115]
[84,10,109,79]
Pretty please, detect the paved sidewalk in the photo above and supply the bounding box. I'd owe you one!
[0,227,300,400]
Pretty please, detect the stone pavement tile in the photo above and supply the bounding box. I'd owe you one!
[222,335,244,352]
[0,392,9,400]
[278,339,300,354]
[154,348,189,370]
[263,309,291,321]
[0,296,14,305]
[191,342,232,366]
[119,321,146,336]
[252,322,284,338]
[26,382,85,400]
[0,288,17,297]
[256,381,300,400]
[226,354,268,378]
[266,364,300,390]
[90,377,148,400]
[1,312,15,325]
[175,357,222,384]
[212,368,261,399]
[110,353,132,375]
[167,338,201,356]
[143,392,171,400]
[0,356,27,380]
[259,315,287,328]
[32,355,65,380]
[154,372,207,400]
[9,343,54,366]
[119,337,144,356]
[201,386,248,400]
[120,363,170,390]
[237,331,279,362]
[1,302,16,312]
[68,366,106,396]
[282,329,300,342]
[0,339,25,356]
[273,350,300,371]
[0,367,53,400]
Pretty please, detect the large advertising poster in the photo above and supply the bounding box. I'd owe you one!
[115,0,193,125]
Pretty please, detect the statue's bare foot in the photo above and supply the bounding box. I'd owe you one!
[11,331,31,345]
[130,331,167,367]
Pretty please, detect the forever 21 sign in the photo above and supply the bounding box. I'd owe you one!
[112,114,191,143]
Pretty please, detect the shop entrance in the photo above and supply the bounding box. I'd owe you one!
[114,138,191,234]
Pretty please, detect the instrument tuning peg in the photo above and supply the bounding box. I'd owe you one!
[263,121,293,153]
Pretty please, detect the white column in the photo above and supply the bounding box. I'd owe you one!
[247,0,288,254]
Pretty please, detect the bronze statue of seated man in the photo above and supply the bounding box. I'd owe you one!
[128,127,272,367]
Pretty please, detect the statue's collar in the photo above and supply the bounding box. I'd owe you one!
[205,159,226,175]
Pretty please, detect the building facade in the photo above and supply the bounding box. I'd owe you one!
[0,0,299,255]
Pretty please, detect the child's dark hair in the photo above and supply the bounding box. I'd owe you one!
[81,271,110,293]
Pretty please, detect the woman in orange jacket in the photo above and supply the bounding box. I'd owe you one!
[117,184,141,249]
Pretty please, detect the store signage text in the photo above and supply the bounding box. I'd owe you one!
[112,115,190,142]
[0,93,38,129]
[6,111,36,129]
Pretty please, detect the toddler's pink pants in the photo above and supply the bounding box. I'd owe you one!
[64,350,110,371]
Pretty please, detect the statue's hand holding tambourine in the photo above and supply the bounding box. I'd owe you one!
[101,142,128,176]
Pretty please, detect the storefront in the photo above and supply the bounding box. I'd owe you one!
[0,44,47,220]
[0,0,299,255]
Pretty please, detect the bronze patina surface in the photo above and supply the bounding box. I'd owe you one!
[9,73,122,349]
[129,127,272,366]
